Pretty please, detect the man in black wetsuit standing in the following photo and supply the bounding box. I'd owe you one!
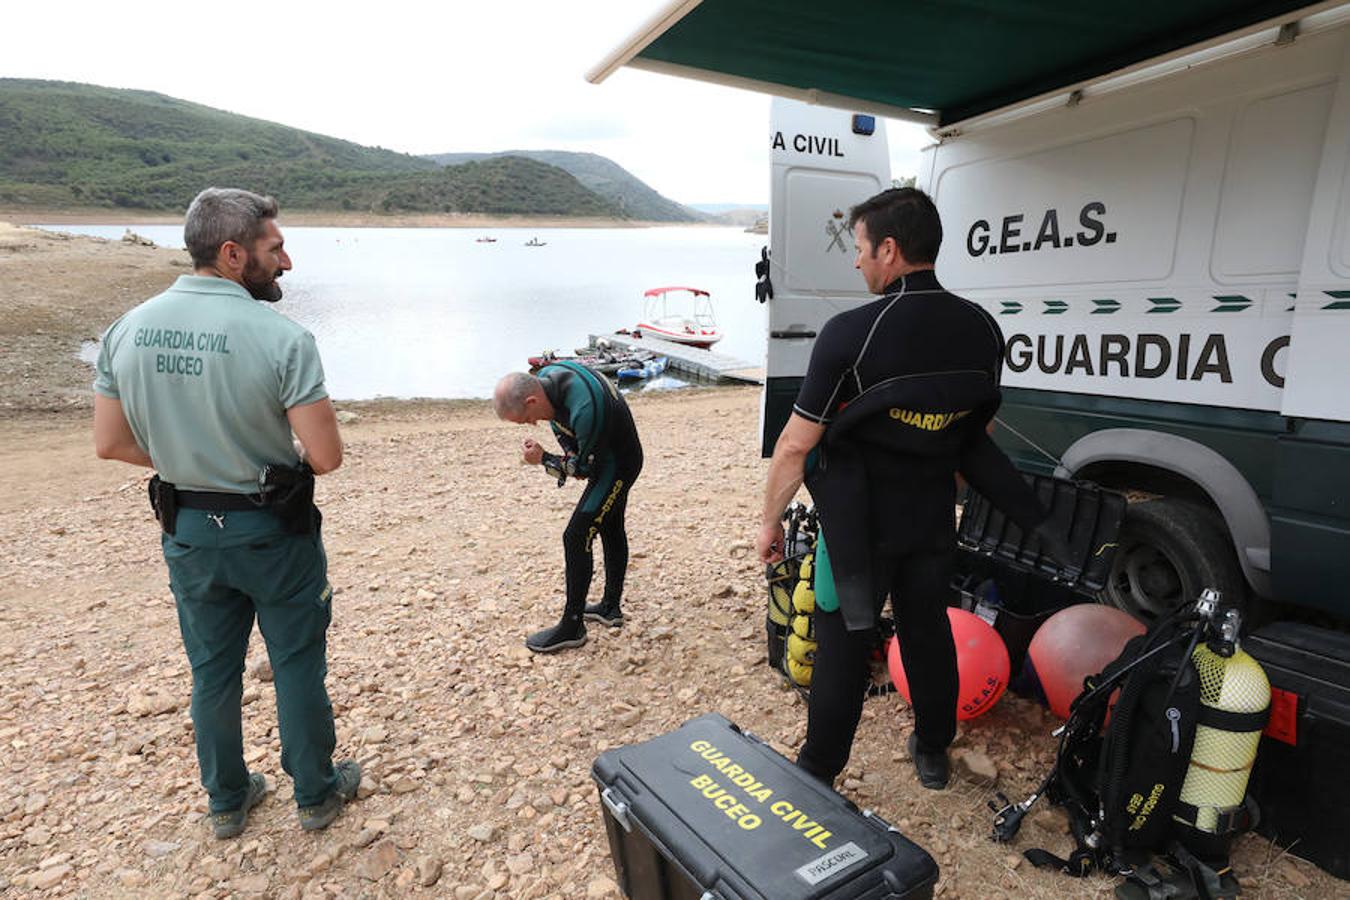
[756,187,1051,790]
[494,362,643,653]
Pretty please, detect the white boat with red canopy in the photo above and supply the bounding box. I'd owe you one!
[635,286,723,348]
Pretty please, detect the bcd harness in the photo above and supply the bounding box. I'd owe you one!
[989,589,1270,899]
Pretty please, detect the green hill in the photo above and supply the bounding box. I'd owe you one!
[0,79,620,217]
[424,149,704,222]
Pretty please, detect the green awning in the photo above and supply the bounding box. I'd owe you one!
[591,0,1328,126]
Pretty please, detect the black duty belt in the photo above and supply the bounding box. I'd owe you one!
[175,490,271,511]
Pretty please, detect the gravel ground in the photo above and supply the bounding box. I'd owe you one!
[0,223,1340,898]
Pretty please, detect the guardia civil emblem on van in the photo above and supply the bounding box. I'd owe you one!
[825,210,850,253]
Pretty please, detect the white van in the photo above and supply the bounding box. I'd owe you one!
[594,4,1350,621]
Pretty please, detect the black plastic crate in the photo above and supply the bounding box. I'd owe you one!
[592,713,938,899]
[1245,622,1350,880]
[957,474,1126,594]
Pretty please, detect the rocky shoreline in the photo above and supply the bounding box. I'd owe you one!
[0,225,1333,898]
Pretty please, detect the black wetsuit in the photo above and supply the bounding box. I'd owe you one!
[537,362,643,624]
[793,269,1009,782]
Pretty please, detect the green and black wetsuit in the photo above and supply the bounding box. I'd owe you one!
[537,362,643,625]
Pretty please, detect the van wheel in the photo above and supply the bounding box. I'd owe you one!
[1103,498,1246,622]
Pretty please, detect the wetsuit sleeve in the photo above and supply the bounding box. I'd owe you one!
[280,331,328,409]
[792,314,854,424]
[959,432,1047,531]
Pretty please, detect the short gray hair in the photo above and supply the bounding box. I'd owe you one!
[493,372,541,418]
[184,187,279,268]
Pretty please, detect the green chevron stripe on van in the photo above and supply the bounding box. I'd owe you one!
[1043,300,1068,314]
[1091,299,1120,314]
[1147,297,1181,313]
[1000,301,1023,315]
[1212,294,1253,312]
[1325,290,1350,311]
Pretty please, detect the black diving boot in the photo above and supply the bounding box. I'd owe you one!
[525,615,588,654]
[907,733,950,790]
[584,599,624,628]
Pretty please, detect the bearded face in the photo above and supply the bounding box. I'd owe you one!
[242,250,284,302]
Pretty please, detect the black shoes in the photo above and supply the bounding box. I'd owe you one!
[526,620,588,653]
[583,601,624,628]
[907,733,950,790]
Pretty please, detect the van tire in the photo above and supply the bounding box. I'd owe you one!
[1103,497,1246,622]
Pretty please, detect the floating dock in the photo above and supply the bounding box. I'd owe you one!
[588,333,762,384]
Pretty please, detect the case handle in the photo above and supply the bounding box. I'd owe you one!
[601,787,632,832]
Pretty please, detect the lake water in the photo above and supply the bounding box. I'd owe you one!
[46,224,770,400]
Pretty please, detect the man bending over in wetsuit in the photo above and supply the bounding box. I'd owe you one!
[493,362,643,653]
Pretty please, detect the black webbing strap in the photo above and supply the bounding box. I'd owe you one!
[1024,846,1099,876]
[1173,800,1253,836]
[1196,704,1268,733]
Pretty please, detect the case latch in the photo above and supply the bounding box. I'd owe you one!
[601,787,632,832]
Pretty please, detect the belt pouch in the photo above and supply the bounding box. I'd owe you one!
[270,469,318,535]
[148,475,179,535]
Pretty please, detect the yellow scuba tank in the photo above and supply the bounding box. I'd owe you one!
[1174,596,1271,859]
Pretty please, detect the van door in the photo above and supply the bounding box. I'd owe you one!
[762,97,890,455]
[1272,36,1350,612]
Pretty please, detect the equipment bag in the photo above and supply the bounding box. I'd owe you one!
[764,505,891,699]
[764,503,818,690]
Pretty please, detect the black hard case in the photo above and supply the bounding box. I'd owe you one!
[1244,622,1350,880]
[592,714,938,900]
[957,474,1126,594]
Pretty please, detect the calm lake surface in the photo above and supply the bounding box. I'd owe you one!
[47,224,770,400]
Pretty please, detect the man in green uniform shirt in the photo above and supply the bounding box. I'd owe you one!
[94,188,359,837]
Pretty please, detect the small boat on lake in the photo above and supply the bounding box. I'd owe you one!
[616,356,669,382]
[635,286,722,348]
[528,348,654,376]
[475,236,497,243]
[524,237,547,247]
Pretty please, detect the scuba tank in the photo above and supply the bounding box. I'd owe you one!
[1173,593,1271,864]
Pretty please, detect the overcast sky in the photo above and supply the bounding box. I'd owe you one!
[5,1,932,206]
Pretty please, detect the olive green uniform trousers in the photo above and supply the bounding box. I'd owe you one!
[163,508,338,812]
